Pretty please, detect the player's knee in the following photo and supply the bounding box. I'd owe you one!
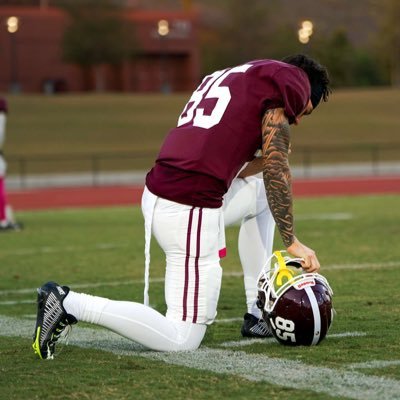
[171,320,207,351]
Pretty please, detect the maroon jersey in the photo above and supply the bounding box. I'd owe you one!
[146,60,310,208]
[0,98,8,113]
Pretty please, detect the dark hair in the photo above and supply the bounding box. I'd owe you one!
[281,54,331,108]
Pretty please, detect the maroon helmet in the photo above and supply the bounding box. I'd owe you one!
[257,251,334,346]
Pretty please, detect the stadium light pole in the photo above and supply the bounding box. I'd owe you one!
[158,19,170,93]
[6,16,20,93]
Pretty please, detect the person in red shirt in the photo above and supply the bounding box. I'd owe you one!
[0,97,22,232]
[0,97,8,229]
[32,55,331,359]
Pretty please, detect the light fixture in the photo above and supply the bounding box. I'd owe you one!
[158,20,169,37]
[298,20,313,44]
[6,16,19,34]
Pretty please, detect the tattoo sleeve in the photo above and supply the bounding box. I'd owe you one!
[261,108,294,247]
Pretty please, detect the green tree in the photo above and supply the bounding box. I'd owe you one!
[264,24,303,60]
[313,29,383,87]
[199,0,277,74]
[315,30,354,86]
[372,0,400,86]
[61,0,136,91]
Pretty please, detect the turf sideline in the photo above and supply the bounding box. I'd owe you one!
[0,315,399,400]
[7,175,400,211]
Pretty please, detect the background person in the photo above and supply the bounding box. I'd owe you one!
[0,97,21,232]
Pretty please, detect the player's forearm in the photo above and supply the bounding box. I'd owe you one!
[263,160,294,247]
[261,109,295,248]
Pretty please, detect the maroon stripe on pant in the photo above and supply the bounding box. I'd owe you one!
[192,208,203,323]
[182,206,195,321]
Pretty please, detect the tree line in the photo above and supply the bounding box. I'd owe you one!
[58,0,400,88]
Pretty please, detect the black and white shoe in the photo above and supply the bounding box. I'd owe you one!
[32,281,77,360]
[0,221,23,232]
[241,313,273,338]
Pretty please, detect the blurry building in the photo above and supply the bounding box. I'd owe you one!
[0,0,383,93]
[0,5,200,93]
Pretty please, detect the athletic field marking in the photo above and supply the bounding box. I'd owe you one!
[1,261,398,298]
[220,332,367,348]
[0,242,130,257]
[214,317,242,324]
[349,360,400,369]
[296,212,354,221]
[0,274,243,297]
[0,315,399,400]
[0,212,351,257]
[0,300,35,305]
[327,331,367,338]
[229,212,354,227]
[0,278,163,296]
[220,338,275,347]
[323,261,400,271]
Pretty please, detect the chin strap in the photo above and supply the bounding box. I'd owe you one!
[274,250,296,286]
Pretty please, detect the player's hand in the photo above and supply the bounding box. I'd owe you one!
[286,237,320,273]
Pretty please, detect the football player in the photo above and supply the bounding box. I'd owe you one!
[32,54,330,358]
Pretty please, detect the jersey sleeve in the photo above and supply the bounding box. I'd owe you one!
[0,98,8,114]
[272,67,311,124]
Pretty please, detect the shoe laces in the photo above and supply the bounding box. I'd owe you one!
[51,319,72,343]
[48,322,73,359]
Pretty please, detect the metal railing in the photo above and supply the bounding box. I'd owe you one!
[292,143,399,177]
[7,150,156,188]
[6,143,400,188]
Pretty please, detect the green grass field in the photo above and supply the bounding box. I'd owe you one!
[4,88,400,175]
[1,195,399,399]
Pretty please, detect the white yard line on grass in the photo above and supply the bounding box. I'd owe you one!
[0,315,399,400]
[349,360,400,369]
[214,317,243,324]
[327,331,367,338]
[323,261,400,271]
[220,338,276,347]
[0,278,163,296]
[0,300,35,305]
[220,332,367,348]
[0,213,352,258]
[1,261,398,298]
[296,212,354,221]
[0,242,130,257]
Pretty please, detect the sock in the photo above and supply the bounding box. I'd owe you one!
[238,205,275,317]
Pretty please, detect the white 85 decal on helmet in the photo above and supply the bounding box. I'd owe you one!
[257,251,334,346]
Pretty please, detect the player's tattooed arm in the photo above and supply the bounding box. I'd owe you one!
[261,108,294,248]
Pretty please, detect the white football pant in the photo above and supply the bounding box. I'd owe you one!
[63,176,275,351]
[223,176,275,318]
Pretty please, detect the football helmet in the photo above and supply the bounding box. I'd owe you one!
[257,251,334,346]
